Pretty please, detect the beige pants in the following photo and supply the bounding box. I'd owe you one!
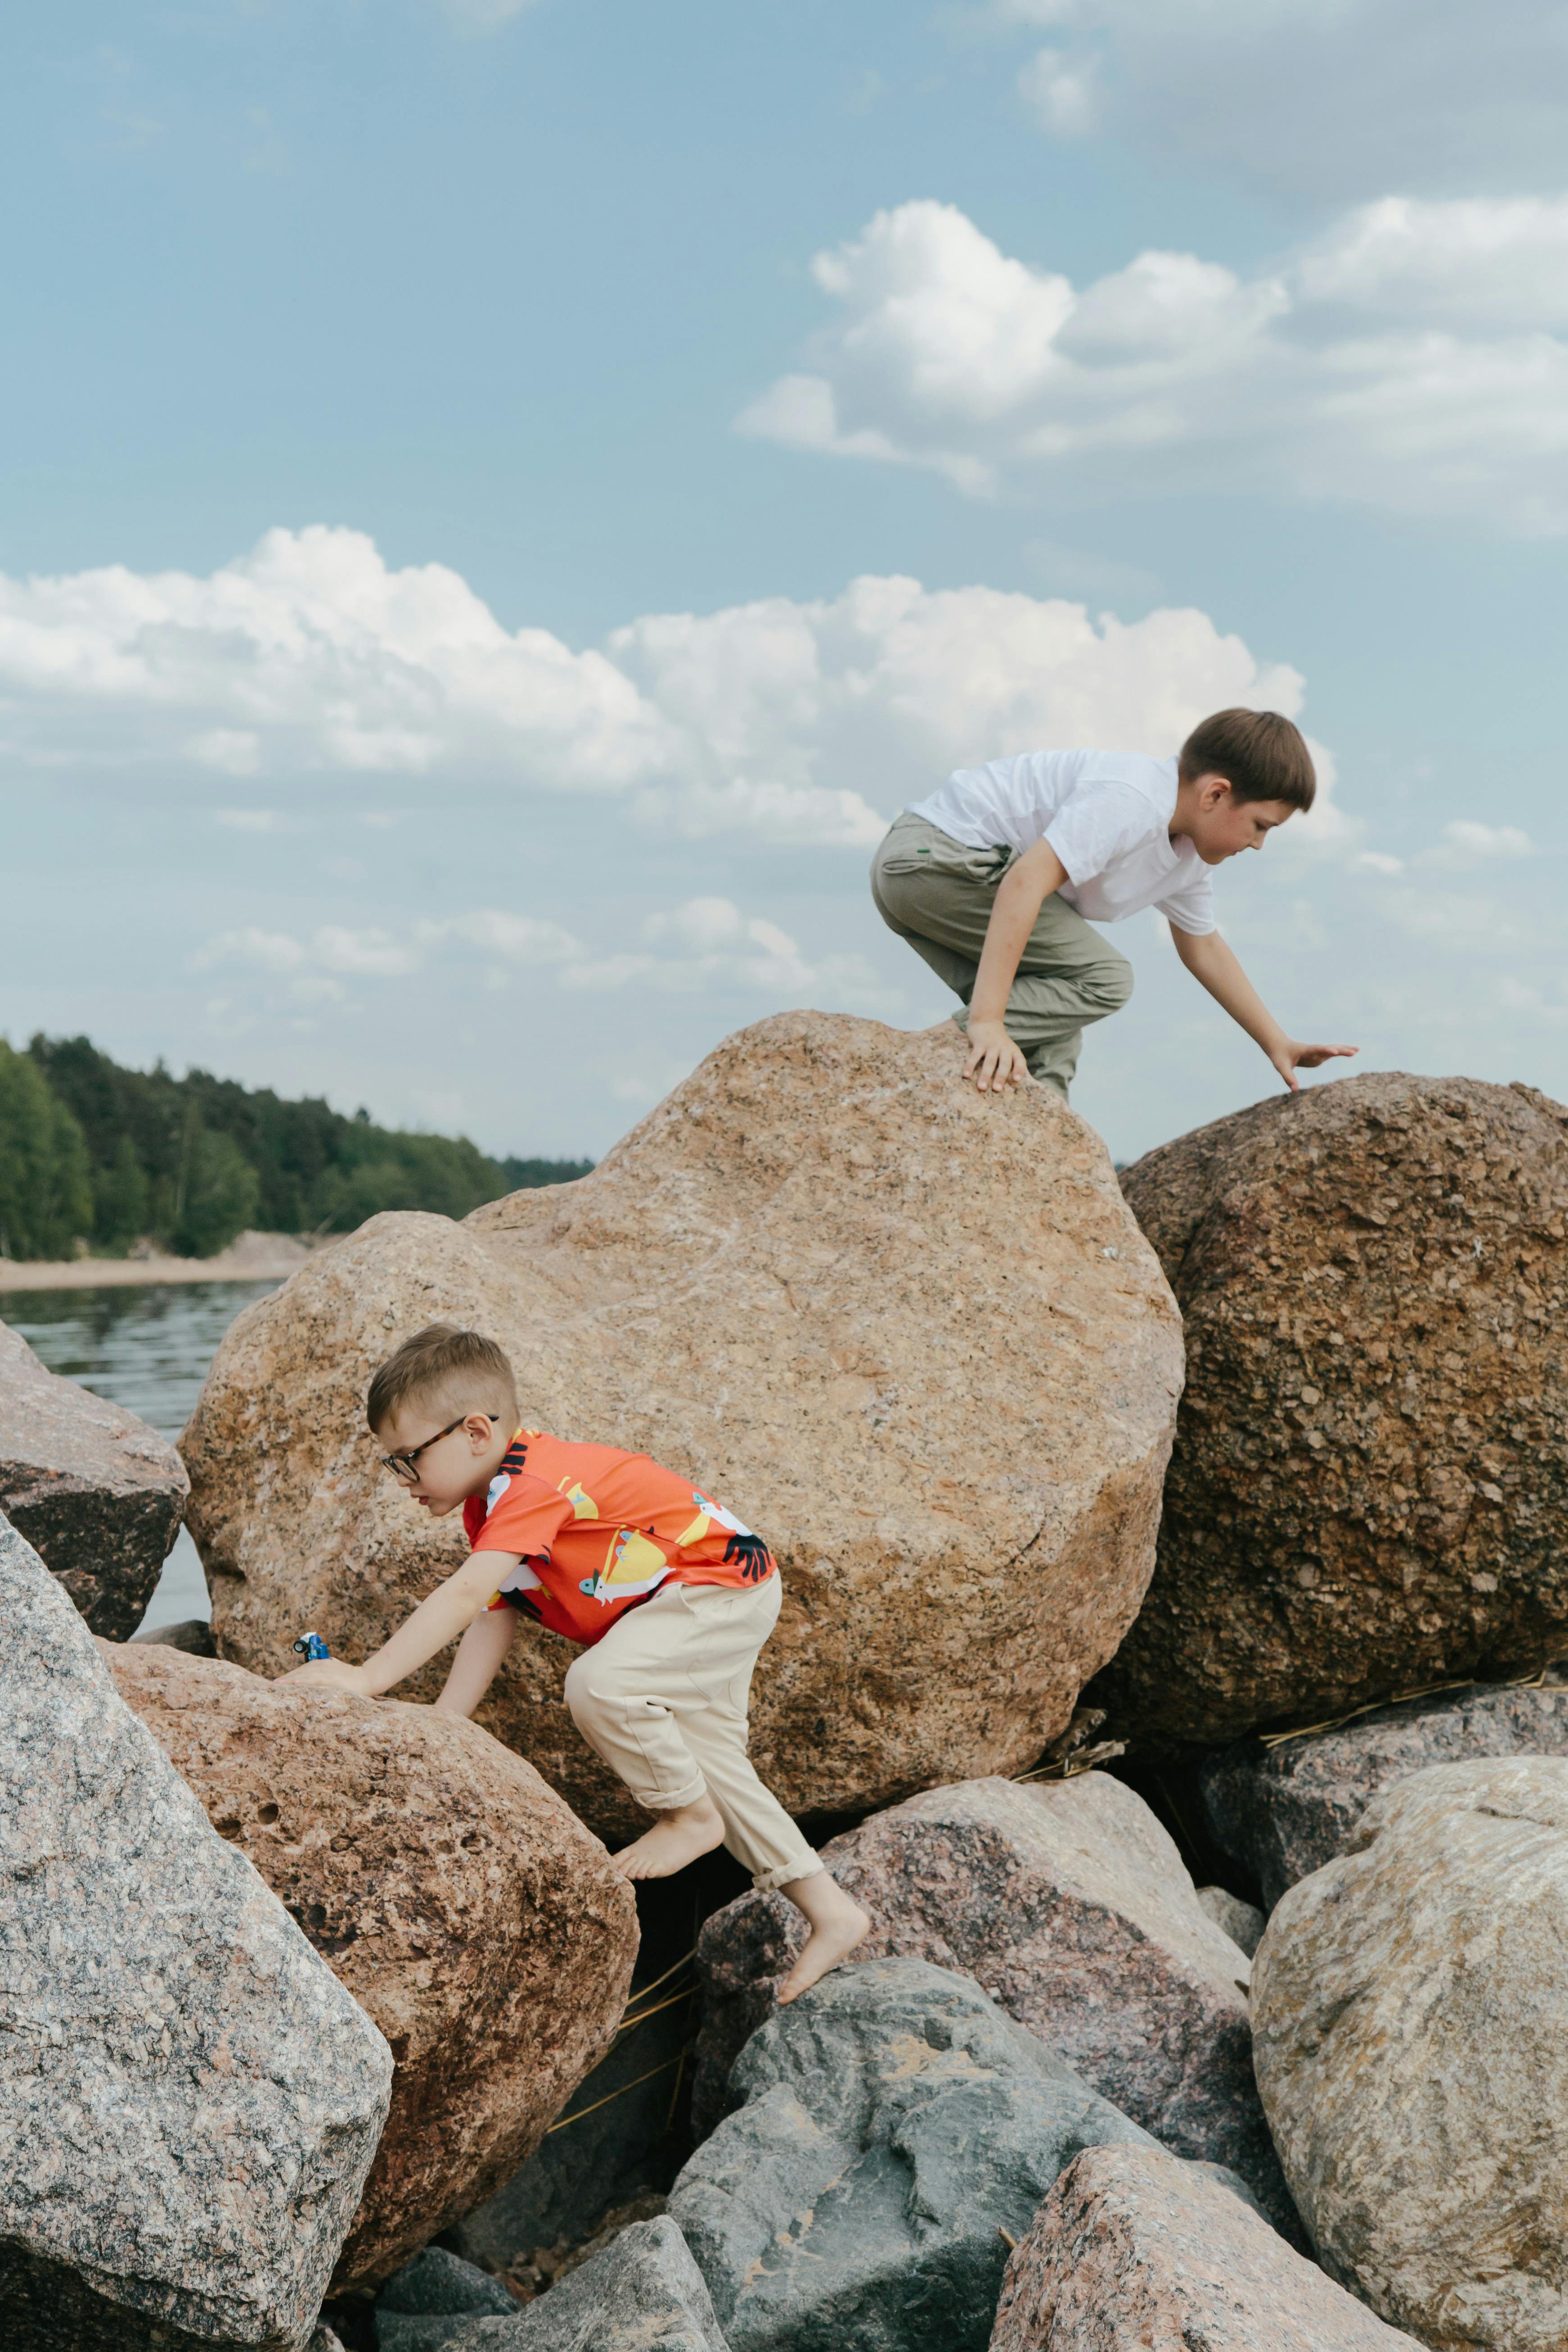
[562,1575,821,1893]
[871,810,1135,1099]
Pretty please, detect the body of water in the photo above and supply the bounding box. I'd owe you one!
[8,1279,281,1629]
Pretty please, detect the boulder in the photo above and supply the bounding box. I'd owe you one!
[1099,1074,1568,1746]
[374,2248,517,2351]
[1203,1676,1568,1908]
[669,1955,1157,2352]
[0,1317,187,1637]
[1253,1756,1568,2349]
[692,1774,1293,2235]
[989,2142,1418,2351]
[374,2220,726,2352]
[104,1642,639,2291]
[1194,1884,1265,1957]
[0,1512,391,2352]
[182,1013,1183,1837]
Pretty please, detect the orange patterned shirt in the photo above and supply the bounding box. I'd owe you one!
[462,1428,775,1648]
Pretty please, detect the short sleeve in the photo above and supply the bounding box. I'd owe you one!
[1043,782,1153,884]
[471,1471,574,1566]
[1156,867,1217,936]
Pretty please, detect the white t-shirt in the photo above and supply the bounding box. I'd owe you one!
[907,748,1216,937]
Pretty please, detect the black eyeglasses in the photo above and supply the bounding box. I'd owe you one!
[380,1414,498,1482]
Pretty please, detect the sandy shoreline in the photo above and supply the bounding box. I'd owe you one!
[0,1233,318,1295]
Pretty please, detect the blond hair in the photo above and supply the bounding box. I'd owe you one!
[365,1323,517,1432]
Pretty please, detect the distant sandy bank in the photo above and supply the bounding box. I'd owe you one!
[0,1231,318,1295]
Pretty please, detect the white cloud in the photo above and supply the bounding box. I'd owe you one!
[981,1,1568,201]
[190,896,902,1016]
[0,526,1323,843]
[1420,818,1534,868]
[1353,850,1405,876]
[738,197,1568,532]
[1016,45,1099,135]
[558,897,900,1010]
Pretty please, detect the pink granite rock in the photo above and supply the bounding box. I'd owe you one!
[990,2143,1418,2349]
[0,1318,186,1638]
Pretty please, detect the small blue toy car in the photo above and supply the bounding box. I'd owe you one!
[291,1631,331,1662]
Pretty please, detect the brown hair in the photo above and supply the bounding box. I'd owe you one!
[365,1323,518,1433]
[1178,709,1316,811]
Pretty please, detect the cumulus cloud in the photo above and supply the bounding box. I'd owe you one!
[192,897,898,1014]
[737,196,1568,532]
[0,526,1326,837]
[1420,818,1534,867]
[982,0,1568,201]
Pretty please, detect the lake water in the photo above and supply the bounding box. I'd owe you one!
[9,1279,281,1629]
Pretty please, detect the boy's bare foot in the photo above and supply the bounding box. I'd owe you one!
[776,1871,871,2004]
[612,1795,725,1881]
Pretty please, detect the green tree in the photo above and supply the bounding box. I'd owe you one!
[169,1118,262,1258]
[93,1133,151,1253]
[0,1040,93,1260]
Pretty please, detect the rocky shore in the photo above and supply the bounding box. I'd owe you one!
[6,1012,1568,2351]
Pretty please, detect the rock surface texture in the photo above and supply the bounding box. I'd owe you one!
[183,1013,1182,1835]
[0,1513,391,2352]
[1253,1756,1568,2349]
[989,2142,1418,2351]
[0,1316,187,1637]
[1101,1073,1568,1745]
[1203,1676,1568,1908]
[375,2221,728,2352]
[693,1774,1291,2234]
[105,1642,638,2291]
[670,1955,1156,2352]
[373,2248,518,2351]
[1194,1884,1266,1956]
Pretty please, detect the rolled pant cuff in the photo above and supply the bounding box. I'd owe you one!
[640,1773,708,1813]
[752,1854,823,1894]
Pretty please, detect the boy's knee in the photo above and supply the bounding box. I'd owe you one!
[562,1652,608,1727]
[1090,953,1135,1013]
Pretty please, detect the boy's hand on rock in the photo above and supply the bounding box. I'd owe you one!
[962,1020,1031,1094]
[1270,1039,1360,1093]
[275,1659,374,1696]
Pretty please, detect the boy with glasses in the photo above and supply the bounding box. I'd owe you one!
[281,1321,868,2006]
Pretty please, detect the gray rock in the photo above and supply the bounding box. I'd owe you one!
[1194,1884,1265,1957]
[671,1955,1157,2352]
[376,2248,519,2344]
[0,1317,187,1638]
[403,2220,727,2351]
[0,1512,393,2351]
[694,1775,1296,2239]
[1254,1757,1568,2350]
[1202,1678,1568,1908]
[130,1615,218,1655]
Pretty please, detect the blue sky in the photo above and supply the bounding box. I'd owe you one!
[4,0,1567,1165]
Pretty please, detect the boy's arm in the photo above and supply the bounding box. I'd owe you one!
[1173,926,1357,1091]
[277,1550,523,1699]
[965,839,1069,1092]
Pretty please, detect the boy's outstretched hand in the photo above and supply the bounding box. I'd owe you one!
[1268,1039,1360,1093]
[275,1658,375,1695]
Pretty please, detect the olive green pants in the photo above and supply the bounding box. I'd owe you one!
[870,811,1134,1100]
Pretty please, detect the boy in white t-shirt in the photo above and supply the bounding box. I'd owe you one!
[871,706,1356,1099]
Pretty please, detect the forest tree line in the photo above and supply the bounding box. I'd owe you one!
[0,1035,591,1262]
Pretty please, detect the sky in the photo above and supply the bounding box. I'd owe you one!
[3,0,1567,1168]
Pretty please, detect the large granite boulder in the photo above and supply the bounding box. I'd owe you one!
[990,2142,1419,2351]
[1253,1756,1568,2349]
[692,1774,1292,2234]
[669,1955,1157,2352]
[0,1513,391,2352]
[182,1013,1182,1836]
[0,1317,187,1637]
[375,2221,727,2352]
[105,1642,639,2291]
[1203,1676,1568,1908]
[1098,1073,1568,1747]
